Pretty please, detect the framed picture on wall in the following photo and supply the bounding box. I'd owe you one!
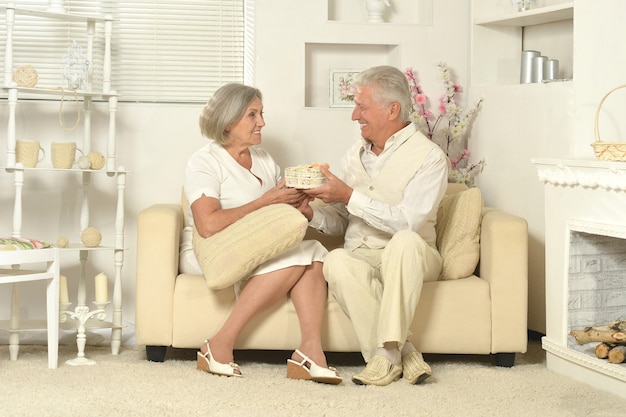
[329,69,361,108]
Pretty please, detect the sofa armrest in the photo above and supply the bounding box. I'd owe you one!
[479,207,529,354]
[135,204,183,346]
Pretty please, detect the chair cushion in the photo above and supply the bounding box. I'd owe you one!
[0,237,52,251]
[192,203,308,290]
[435,187,483,280]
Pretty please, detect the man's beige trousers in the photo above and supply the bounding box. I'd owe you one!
[324,230,442,362]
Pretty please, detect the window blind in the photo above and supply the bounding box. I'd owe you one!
[1,0,251,103]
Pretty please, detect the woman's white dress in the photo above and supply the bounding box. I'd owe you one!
[179,140,326,286]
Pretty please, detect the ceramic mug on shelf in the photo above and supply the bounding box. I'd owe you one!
[51,142,83,169]
[15,140,45,168]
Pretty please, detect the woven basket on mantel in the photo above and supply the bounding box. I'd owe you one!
[592,84,626,161]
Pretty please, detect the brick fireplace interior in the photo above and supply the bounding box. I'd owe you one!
[568,231,626,352]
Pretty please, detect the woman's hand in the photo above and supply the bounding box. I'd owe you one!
[192,180,310,238]
[262,179,308,207]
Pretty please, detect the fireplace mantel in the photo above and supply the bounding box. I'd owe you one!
[533,158,626,191]
[532,158,626,400]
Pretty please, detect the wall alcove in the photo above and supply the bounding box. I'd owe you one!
[304,42,399,108]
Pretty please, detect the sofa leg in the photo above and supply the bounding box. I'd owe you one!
[146,345,167,362]
[495,352,515,367]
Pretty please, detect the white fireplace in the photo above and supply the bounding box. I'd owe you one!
[533,158,626,400]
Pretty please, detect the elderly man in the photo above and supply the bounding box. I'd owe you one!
[302,65,450,386]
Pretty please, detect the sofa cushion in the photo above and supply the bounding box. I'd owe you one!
[192,203,308,290]
[435,187,483,280]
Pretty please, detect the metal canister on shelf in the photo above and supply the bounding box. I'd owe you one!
[520,50,540,83]
[531,55,548,83]
[543,59,560,81]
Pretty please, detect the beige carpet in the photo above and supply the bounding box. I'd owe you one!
[1,338,625,417]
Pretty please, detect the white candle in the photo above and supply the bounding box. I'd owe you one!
[59,275,69,303]
[94,272,108,303]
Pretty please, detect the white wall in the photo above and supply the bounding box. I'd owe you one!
[0,0,472,344]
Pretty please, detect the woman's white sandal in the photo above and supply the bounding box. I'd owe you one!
[286,349,342,385]
[196,340,242,377]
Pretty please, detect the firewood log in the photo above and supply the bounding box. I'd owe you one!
[595,342,614,359]
[570,329,626,345]
[608,345,626,364]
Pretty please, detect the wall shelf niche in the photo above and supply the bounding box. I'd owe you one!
[304,42,399,109]
[471,1,574,86]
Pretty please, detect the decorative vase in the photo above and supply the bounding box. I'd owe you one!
[366,0,390,23]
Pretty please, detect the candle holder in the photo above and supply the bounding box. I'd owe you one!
[60,301,110,366]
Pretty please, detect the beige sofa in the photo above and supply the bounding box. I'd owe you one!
[135,184,528,366]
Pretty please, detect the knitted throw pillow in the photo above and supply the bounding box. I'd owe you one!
[192,203,308,290]
[435,187,483,280]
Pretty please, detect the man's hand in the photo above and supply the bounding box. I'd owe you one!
[304,166,353,205]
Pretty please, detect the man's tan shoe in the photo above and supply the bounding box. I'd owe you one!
[352,355,402,386]
[402,351,432,384]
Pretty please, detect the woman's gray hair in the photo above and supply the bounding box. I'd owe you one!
[199,83,263,145]
[354,65,412,122]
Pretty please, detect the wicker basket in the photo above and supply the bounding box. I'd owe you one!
[592,84,626,161]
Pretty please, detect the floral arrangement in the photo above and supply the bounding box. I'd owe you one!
[337,73,357,103]
[404,63,484,187]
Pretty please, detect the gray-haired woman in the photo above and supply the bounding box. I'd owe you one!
[180,83,341,384]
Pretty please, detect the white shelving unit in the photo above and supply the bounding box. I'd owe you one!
[1,3,126,366]
[471,1,574,86]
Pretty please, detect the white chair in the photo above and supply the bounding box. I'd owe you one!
[0,247,60,369]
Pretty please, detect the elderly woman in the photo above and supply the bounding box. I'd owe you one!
[179,83,341,384]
